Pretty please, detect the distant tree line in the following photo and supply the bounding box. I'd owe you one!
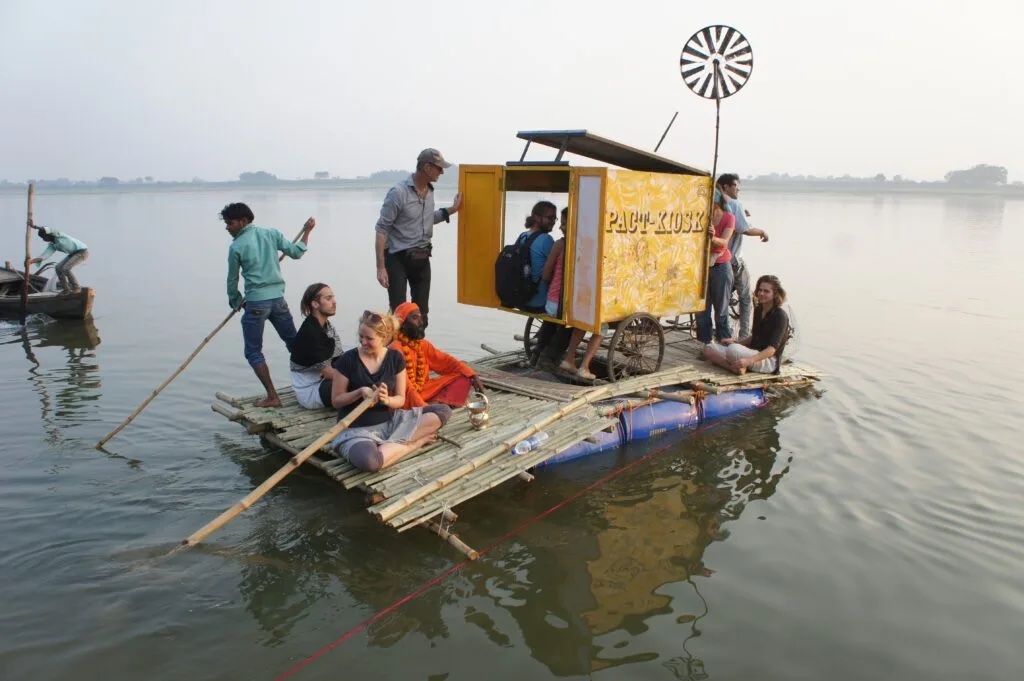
[749,163,1014,187]
[943,164,1007,186]
[369,169,413,182]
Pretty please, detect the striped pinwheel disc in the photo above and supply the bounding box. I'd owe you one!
[680,25,753,100]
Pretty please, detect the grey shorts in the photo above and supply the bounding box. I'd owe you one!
[329,407,423,459]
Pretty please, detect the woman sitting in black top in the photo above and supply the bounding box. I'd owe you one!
[328,310,450,472]
[701,274,790,375]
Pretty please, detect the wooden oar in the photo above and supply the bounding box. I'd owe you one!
[20,183,34,326]
[171,396,374,554]
[95,224,309,449]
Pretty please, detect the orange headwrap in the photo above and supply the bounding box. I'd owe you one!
[394,302,419,323]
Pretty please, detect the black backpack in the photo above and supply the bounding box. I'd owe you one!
[495,231,543,308]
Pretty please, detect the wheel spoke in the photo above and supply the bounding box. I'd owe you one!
[608,315,664,380]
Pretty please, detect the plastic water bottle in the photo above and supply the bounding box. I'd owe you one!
[513,431,550,455]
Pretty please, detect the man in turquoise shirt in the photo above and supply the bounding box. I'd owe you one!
[29,225,89,293]
[222,202,315,408]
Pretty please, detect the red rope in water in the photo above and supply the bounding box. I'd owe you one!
[271,437,683,681]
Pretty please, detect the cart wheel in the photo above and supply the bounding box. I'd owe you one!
[523,317,540,359]
[606,313,665,381]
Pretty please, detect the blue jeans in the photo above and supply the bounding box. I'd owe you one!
[241,297,297,368]
[696,261,734,343]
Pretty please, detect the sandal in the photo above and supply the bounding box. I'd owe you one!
[558,360,576,373]
[577,368,596,380]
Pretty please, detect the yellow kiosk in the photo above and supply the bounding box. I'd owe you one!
[457,130,714,380]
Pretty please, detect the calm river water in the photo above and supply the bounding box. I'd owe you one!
[0,186,1022,681]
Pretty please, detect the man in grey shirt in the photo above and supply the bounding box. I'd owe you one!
[717,173,769,339]
[374,148,463,327]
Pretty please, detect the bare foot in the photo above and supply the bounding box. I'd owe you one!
[254,396,281,408]
[408,433,438,451]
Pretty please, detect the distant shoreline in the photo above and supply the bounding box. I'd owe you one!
[742,180,1024,199]
[0,179,459,197]
[0,178,1021,199]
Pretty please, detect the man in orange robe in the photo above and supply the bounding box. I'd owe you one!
[391,302,484,408]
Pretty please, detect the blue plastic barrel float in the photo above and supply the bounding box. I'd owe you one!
[539,389,765,467]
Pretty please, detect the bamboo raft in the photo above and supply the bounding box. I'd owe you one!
[212,331,821,558]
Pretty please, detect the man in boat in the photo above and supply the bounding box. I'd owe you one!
[390,301,484,408]
[28,224,89,294]
[716,173,770,340]
[222,202,315,408]
[374,148,463,328]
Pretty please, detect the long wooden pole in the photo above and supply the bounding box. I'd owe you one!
[95,224,308,449]
[20,183,34,325]
[173,396,374,553]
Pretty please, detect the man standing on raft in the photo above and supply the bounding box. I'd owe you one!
[223,202,315,408]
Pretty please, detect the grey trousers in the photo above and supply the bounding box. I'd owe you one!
[56,250,88,291]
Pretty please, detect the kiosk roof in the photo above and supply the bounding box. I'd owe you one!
[515,129,709,176]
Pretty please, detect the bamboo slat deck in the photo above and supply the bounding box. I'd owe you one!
[212,330,821,556]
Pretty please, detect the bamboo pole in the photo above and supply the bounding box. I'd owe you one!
[423,520,478,560]
[365,407,556,495]
[391,418,610,530]
[96,224,309,448]
[372,368,700,507]
[211,403,242,421]
[644,389,695,404]
[373,385,613,523]
[172,396,373,553]
[20,184,34,325]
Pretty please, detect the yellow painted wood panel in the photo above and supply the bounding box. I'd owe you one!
[600,170,713,322]
[457,165,505,308]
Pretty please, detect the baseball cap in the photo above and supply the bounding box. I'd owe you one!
[417,148,451,169]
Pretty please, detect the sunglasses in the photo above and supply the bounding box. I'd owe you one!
[362,310,383,323]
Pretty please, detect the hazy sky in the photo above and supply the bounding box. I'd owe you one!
[1,0,1019,182]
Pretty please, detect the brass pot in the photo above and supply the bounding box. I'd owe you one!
[466,391,491,430]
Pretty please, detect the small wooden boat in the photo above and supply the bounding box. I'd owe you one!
[0,263,94,320]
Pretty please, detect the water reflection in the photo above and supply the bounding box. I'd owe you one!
[942,194,1006,235]
[5,317,103,443]
[470,394,804,678]
[210,392,805,677]
[214,433,460,647]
